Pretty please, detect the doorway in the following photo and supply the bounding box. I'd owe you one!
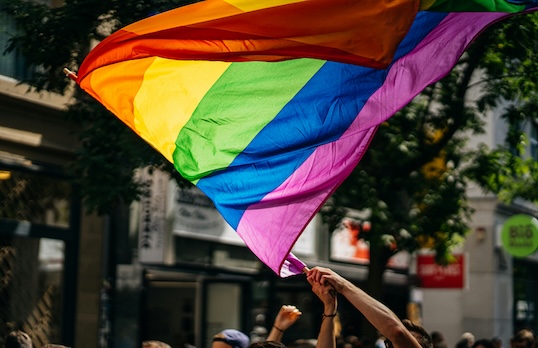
[143,278,198,348]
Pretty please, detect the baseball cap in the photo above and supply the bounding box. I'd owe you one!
[213,329,250,348]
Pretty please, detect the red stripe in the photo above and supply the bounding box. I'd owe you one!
[78,0,419,83]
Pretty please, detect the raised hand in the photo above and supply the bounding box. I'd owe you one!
[273,305,302,331]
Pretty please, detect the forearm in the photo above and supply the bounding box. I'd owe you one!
[267,326,284,342]
[268,305,302,342]
[339,282,416,348]
[316,305,336,348]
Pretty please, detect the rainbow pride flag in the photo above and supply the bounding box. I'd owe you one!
[75,0,538,277]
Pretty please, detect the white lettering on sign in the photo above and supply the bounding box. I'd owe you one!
[418,263,461,277]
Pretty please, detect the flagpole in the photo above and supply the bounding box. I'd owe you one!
[63,68,78,81]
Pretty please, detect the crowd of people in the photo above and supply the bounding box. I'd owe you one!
[2,267,536,348]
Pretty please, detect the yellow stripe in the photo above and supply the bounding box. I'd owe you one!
[132,58,231,162]
[224,0,306,12]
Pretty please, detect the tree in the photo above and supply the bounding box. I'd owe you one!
[323,13,538,339]
[0,0,196,214]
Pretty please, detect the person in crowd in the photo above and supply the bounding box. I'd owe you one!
[4,331,32,348]
[510,329,535,348]
[251,314,269,344]
[472,339,495,348]
[461,333,475,348]
[142,341,172,348]
[212,329,251,348]
[343,335,364,348]
[431,331,447,348]
[360,338,373,348]
[375,332,386,348]
[343,335,361,348]
[491,337,503,348]
[247,268,337,348]
[306,266,432,348]
[456,339,471,348]
[213,304,302,348]
[290,339,317,348]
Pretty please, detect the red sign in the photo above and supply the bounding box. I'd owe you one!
[416,254,464,288]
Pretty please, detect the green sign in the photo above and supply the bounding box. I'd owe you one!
[501,214,538,257]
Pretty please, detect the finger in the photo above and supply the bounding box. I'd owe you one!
[308,269,320,282]
[320,274,331,285]
[306,275,315,286]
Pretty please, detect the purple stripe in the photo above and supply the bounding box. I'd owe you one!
[236,11,511,277]
[237,126,377,276]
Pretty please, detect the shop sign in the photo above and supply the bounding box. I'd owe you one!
[138,167,168,263]
[501,214,538,257]
[169,184,317,256]
[416,254,464,288]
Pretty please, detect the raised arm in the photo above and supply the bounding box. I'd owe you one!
[266,305,302,342]
[307,267,422,348]
[306,271,338,348]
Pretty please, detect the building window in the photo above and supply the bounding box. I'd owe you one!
[0,167,71,228]
[0,12,33,81]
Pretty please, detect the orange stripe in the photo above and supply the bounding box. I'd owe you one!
[80,58,157,134]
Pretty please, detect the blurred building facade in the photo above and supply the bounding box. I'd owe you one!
[0,7,106,348]
[418,99,538,347]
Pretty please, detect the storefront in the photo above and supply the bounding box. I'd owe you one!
[513,258,538,333]
[112,169,411,348]
[0,76,105,348]
[0,162,79,347]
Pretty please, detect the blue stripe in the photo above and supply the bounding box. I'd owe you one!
[197,11,448,228]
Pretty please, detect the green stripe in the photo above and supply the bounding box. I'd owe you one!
[427,0,523,12]
[172,58,325,182]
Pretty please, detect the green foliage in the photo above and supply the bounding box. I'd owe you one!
[64,94,183,214]
[0,0,196,214]
[0,0,199,93]
[325,12,538,267]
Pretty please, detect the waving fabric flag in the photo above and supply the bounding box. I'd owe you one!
[75,0,538,277]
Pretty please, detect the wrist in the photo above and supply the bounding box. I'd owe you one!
[322,312,338,320]
[323,306,337,316]
[273,325,284,332]
[338,280,353,296]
